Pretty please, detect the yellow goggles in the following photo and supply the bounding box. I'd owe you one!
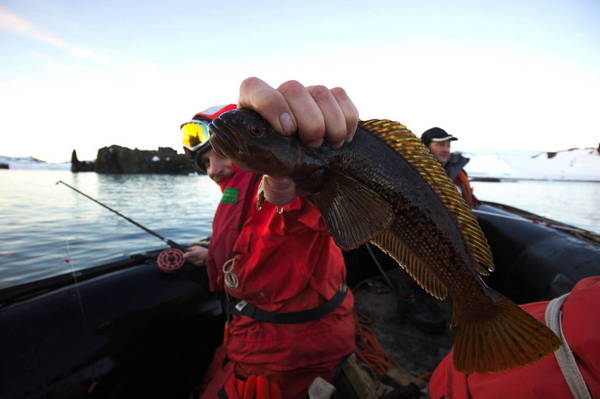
[180,120,211,151]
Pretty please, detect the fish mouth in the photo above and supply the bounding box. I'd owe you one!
[209,118,247,159]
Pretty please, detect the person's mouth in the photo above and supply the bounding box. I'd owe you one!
[212,173,232,183]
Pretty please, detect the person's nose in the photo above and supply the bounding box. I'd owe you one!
[208,158,227,178]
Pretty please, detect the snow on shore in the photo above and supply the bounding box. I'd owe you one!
[0,156,70,170]
[464,148,599,182]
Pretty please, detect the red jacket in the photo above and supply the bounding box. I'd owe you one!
[202,169,355,399]
[225,193,355,370]
[454,170,477,208]
[205,167,261,292]
[429,276,600,399]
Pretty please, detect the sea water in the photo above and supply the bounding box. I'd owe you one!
[471,180,600,233]
[0,169,220,286]
[0,170,598,287]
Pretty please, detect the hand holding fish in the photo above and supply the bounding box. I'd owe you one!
[238,77,359,206]
[238,77,358,147]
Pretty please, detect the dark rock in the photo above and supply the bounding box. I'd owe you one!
[71,150,95,172]
[0,163,8,169]
[95,145,196,174]
[71,146,198,174]
[471,177,501,182]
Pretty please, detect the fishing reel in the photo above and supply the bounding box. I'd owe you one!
[157,248,185,273]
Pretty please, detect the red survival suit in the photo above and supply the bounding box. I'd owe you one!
[454,170,477,209]
[429,276,600,399]
[200,167,356,399]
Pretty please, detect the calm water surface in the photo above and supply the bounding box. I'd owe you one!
[1,170,599,287]
[472,180,600,233]
[0,170,220,286]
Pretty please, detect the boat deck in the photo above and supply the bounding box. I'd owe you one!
[352,267,454,392]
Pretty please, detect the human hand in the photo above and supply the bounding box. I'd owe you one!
[238,77,359,206]
[238,77,359,148]
[183,245,208,266]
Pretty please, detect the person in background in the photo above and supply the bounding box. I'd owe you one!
[429,276,600,399]
[420,127,478,208]
[181,78,358,399]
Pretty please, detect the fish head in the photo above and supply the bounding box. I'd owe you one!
[209,108,324,178]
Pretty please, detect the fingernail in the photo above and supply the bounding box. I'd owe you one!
[307,138,323,148]
[279,112,295,134]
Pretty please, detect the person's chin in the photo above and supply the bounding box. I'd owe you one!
[212,173,232,183]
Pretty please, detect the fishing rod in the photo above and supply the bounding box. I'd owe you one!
[57,180,187,251]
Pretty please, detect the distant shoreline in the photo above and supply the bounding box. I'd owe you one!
[471,176,600,183]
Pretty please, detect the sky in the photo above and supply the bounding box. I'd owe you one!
[1,0,599,163]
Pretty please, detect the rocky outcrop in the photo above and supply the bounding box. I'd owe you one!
[71,150,95,172]
[71,146,198,174]
[0,163,8,169]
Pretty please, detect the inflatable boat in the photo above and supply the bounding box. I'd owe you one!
[1,201,598,398]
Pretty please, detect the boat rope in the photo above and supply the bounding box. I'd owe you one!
[354,310,396,376]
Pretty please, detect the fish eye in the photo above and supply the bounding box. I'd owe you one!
[249,126,264,137]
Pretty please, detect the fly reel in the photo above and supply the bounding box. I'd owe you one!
[157,248,185,272]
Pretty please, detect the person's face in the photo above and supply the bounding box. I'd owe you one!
[200,149,234,183]
[429,140,452,165]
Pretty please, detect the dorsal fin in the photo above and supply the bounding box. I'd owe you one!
[360,119,494,275]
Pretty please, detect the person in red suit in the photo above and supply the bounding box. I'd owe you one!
[429,276,600,399]
[181,78,359,399]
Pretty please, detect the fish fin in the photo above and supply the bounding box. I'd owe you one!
[361,119,494,275]
[370,230,448,300]
[452,296,561,374]
[311,169,394,250]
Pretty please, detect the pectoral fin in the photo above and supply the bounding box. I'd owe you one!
[310,170,394,250]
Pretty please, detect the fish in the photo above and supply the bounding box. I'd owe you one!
[209,108,561,374]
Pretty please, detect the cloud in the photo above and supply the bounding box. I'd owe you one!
[0,6,108,63]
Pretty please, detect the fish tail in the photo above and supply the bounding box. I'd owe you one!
[452,297,561,374]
